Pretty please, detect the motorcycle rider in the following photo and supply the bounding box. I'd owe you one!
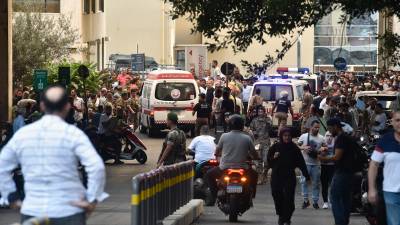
[188,125,216,178]
[370,103,387,135]
[205,115,260,205]
[250,106,272,184]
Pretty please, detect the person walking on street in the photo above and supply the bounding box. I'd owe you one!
[0,85,107,225]
[368,111,400,225]
[319,118,357,225]
[267,127,310,225]
[250,106,272,184]
[320,131,335,209]
[298,120,324,209]
[157,112,187,167]
[71,89,85,127]
[242,79,252,113]
[272,91,294,134]
[193,93,212,136]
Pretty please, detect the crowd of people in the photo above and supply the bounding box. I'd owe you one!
[3,61,400,225]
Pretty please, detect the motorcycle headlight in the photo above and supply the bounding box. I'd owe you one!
[360,136,365,142]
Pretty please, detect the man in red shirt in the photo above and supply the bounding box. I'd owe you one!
[117,69,131,87]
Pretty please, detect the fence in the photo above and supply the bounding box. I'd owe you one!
[131,160,194,225]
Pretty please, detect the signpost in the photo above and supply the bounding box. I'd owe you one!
[333,57,347,71]
[33,69,48,91]
[131,53,145,72]
[58,67,70,87]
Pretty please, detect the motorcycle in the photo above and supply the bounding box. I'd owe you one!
[216,167,254,222]
[357,134,387,225]
[193,159,219,206]
[86,126,147,164]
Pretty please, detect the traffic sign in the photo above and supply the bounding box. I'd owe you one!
[33,69,48,91]
[58,67,70,86]
[333,57,347,70]
[131,54,145,71]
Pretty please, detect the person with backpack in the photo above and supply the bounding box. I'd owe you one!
[319,118,361,225]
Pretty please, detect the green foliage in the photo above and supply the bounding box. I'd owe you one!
[168,0,400,69]
[47,62,107,94]
[12,3,79,86]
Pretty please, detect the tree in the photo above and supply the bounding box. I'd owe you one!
[168,0,400,70]
[47,62,108,94]
[13,4,79,87]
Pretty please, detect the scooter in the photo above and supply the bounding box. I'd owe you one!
[86,126,147,164]
[216,167,254,222]
[193,159,219,206]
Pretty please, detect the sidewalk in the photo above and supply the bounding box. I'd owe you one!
[194,184,367,225]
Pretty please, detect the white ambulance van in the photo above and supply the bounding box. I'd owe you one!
[249,79,308,134]
[139,70,199,137]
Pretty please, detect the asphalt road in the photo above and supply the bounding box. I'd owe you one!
[0,132,368,225]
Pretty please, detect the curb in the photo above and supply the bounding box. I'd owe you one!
[162,199,204,225]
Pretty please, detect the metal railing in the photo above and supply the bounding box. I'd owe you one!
[131,160,194,225]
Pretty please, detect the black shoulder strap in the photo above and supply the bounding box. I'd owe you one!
[317,117,327,131]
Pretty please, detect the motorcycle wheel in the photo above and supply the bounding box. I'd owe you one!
[228,195,239,222]
[135,150,147,164]
[204,188,215,206]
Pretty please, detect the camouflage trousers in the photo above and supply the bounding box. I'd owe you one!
[255,143,269,185]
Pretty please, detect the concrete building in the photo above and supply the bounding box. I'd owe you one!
[13,0,107,70]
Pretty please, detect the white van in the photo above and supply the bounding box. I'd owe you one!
[248,79,308,133]
[267,74,321,94]
[139,70,199,137]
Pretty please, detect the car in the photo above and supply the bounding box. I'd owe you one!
[355,90,398,117]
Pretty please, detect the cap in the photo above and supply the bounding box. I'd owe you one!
[167,112,178,123]
[101,87,108,92]
[327,118,345,127]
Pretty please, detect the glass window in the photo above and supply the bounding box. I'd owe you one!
[253,84,293,101]
[99,0,104,12]
[314,10,378,67]
[296,85,304,100]
[176,50,185,70]
[275,85,293,101]
[84,0,90,14]
[14,0,60,13]
[155,83,196,101]
[91,0,96,13]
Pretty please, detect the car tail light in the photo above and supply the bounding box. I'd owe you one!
[224,176,230,182]
[150,111,154,116]
[209,159,218,165]
[227,169,245,176]
[240,177,247,182]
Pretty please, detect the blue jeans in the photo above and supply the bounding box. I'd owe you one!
[330,172,353,225]
[383,191,400,225]
[301,164,320,203]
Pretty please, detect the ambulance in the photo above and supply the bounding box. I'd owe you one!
[139,70,199,137]
[248,79,308,135]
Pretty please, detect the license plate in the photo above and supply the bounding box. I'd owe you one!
[227,185,243,193]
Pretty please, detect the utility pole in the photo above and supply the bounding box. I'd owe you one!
[0,0,13,122]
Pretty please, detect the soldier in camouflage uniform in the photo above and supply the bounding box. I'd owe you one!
[250,106,272,184]
[157,112,187,167]
[127,88,140,131]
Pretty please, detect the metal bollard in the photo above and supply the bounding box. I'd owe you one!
[149,171,157,225]
[131,175,144,225]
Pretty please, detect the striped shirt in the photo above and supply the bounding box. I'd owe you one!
[0,115,108,218]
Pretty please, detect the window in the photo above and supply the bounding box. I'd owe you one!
[84,0,90,14]
[99,0,104,12]
[155,83,196,101]
[296,85,304,100]
[14,0,60,13]
[314,10,379,66]
[252,84,294,101]
[176,50,185,70]
[91,0,96,13]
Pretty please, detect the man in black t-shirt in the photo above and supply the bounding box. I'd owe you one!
[319,118,355,225]
[271,91,293,133]
[193,93,212,136]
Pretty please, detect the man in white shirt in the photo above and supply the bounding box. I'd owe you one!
[188,125,216,164]
[298,120,325,209]
[368,111,400,225]
[242,79,252,112]
[211,60,222,79]
[0,85,107,225]
[371,103,387,135]
[96,87,108,108]
[71,89,85,124]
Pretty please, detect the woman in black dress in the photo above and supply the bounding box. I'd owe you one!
[267,127,310,225]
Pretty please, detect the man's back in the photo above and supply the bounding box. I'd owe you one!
[0,115,106,218]
[217,131,255,169]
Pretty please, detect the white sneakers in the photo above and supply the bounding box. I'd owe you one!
[322,202,329,209]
